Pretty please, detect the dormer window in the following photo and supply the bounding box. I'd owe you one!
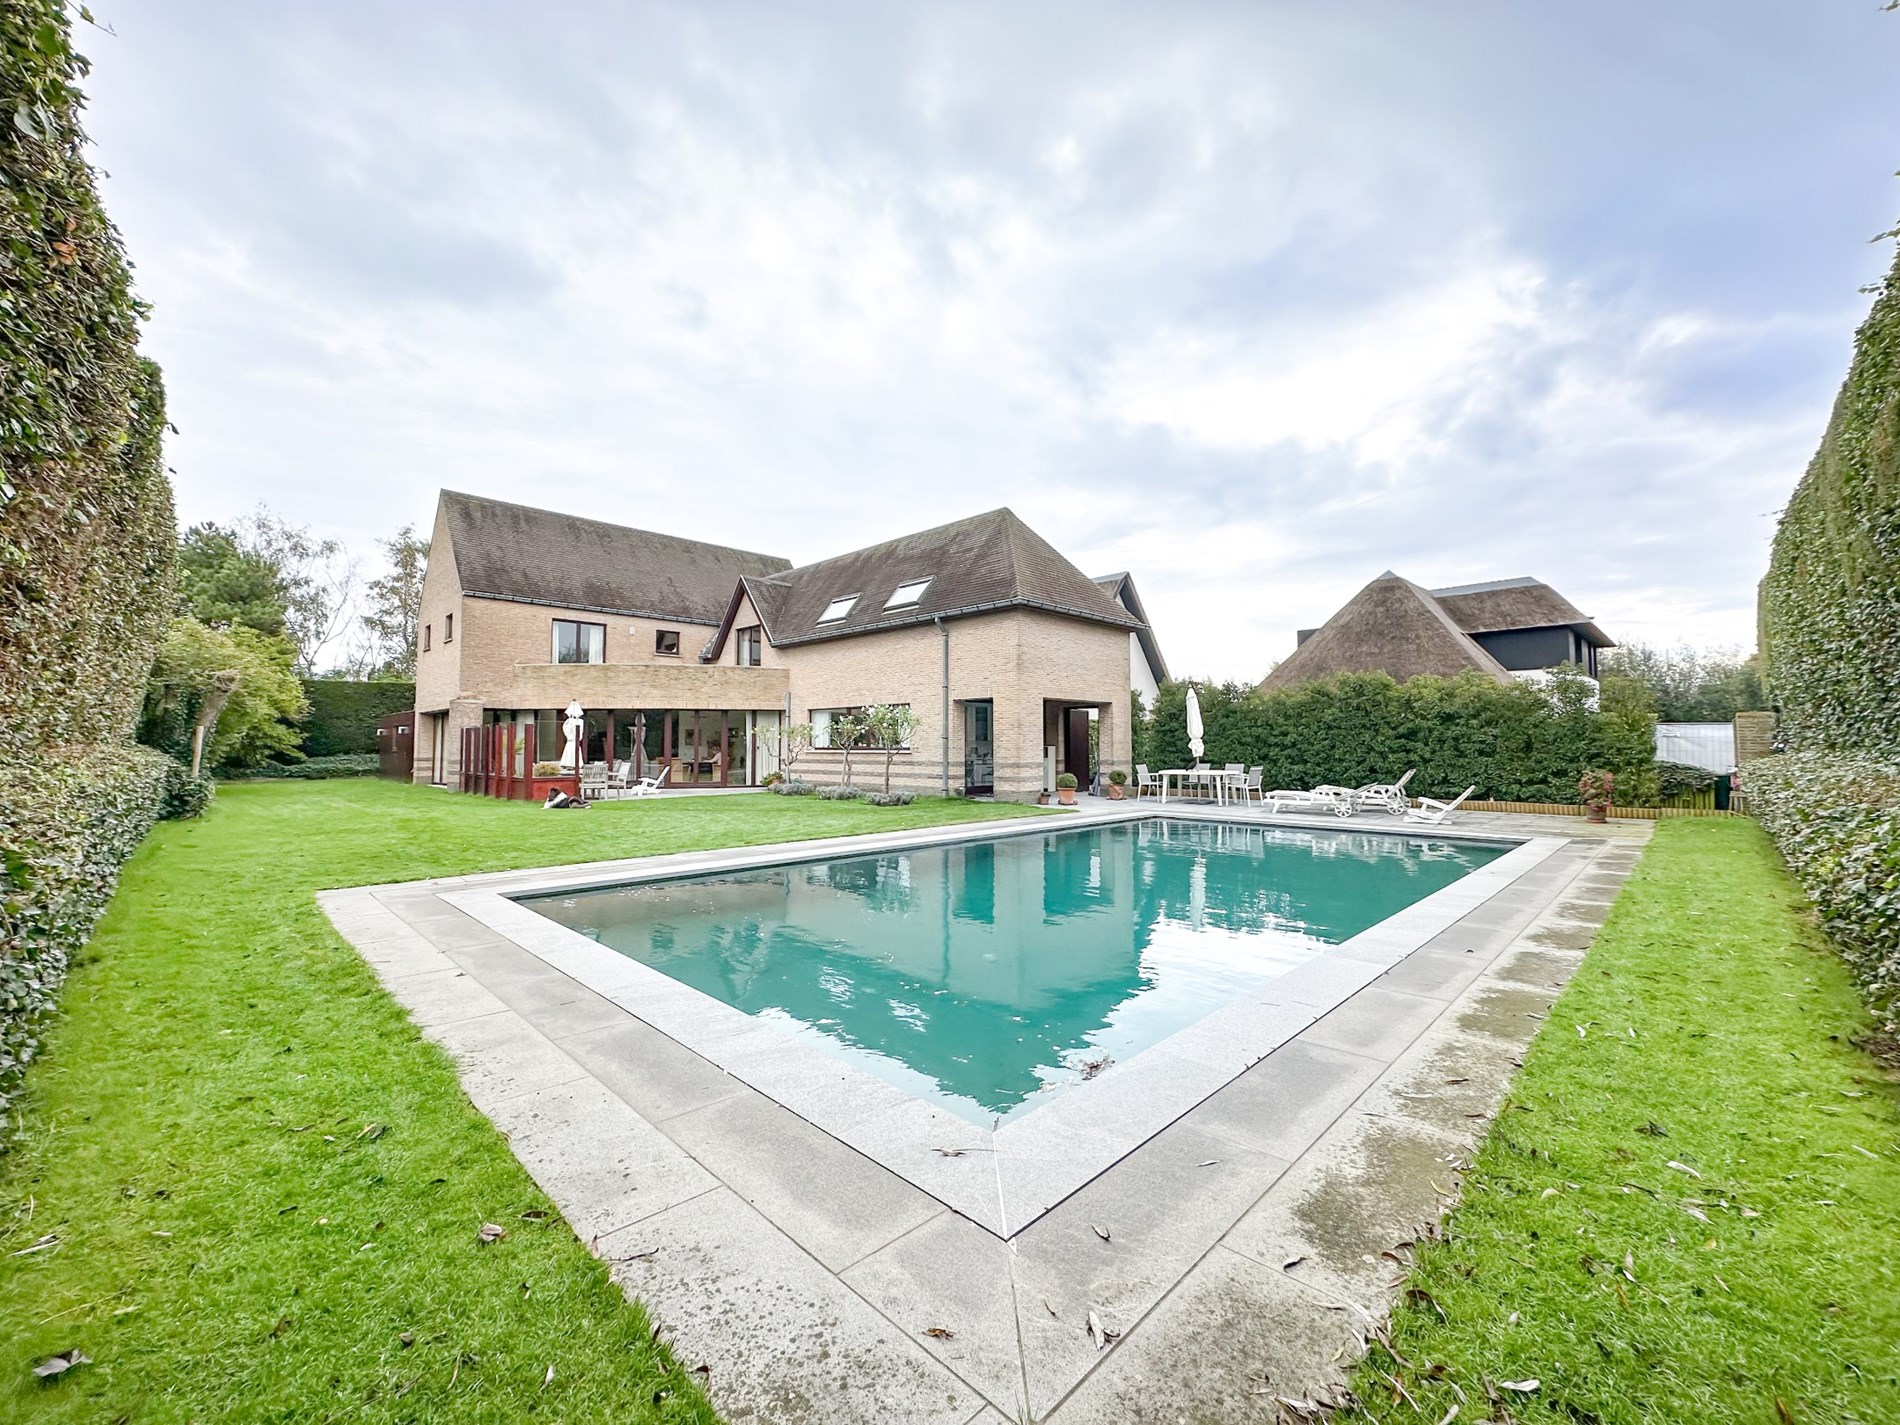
[884,578,931,610]
[817,595,859,625]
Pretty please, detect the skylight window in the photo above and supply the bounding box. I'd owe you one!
[885,578,932,610]
[817,595,859,624]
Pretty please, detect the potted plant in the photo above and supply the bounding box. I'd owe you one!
[1056,771,1079,806]
[1106,769,1128,800]
[1036,788,1051,805]
[1578,769,1614,823]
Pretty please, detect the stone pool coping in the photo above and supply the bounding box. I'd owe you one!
[318,804,1648,1423]
[431,807,1563,1236]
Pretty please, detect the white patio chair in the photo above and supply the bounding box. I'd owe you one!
[1221,762,1245,806]
[1134,764,1162,801]
[1405,785,1477,824]
[1356,769,1415,816]
[1237,766,1265,807]
[603,760,635,798]
[627,764,671,797]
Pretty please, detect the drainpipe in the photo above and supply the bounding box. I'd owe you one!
[935,616,950,797]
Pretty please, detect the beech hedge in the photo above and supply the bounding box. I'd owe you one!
[1139,671,1657,805]
[1744,752,1900,1036]
[298,678,414,758]
[0,746,178,1131]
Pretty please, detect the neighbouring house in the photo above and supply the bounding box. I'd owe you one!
[1257,572,1613,695]
[1092,572,1170,705]
[411,492,1151,801]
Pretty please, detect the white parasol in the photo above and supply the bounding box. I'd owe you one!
[1185,685,1205,763]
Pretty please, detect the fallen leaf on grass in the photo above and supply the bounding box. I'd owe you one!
[400,1332,415,1348]
[933,1148,966,1158]
[477,1223,507,1245]
[1435,1406,1459,1425]
[1499,1378,1539,1392]
[922,1326,955,1341]
[1666,1161,1701,1179]
[1636,1121,1667,1137]
[32,1350,91,1380]
[519,1209,548,1221]
[542,1364,555,1389]
[357,1123,385,1141]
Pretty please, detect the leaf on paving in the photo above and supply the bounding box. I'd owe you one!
[477,1222,507,1244]
[1282,1255,1305,1271]
[31,1350,90,1379]
[1043,1298,1058,1318]
[1092,1223,1111,1242]
[1666,1161,1701,1179]
[933,1148,966,1158]
[1499,1378,1540,1392]
[922,1326,955,1340]
[1197,1159,1219,1167]
[1086,1308,1120,1350]
[610,1249,657,1264]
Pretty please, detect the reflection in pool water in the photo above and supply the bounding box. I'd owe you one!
[519,820,1503,1124]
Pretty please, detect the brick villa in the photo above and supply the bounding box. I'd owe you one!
[409,491,1165,801]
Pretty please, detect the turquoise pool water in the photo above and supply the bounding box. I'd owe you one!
[519,819,1504,1124]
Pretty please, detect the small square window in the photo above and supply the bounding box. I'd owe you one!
[655,629,681,656]
[817,595,858,625]
[885,578,931,610]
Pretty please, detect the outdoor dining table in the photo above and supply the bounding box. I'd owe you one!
[1156,768,1244,805]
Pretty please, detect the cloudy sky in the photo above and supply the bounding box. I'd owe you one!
[83,2,1899,680]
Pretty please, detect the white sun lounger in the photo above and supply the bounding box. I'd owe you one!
[1357,768,1415,816]
[1263,787,1354,817]
[1404,785,1476,824]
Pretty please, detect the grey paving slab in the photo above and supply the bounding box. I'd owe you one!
[601,1188,987,1425]
[509,983,633,1040]
[661,1089,944,1272]
[424,1010,587,1108]
[1013,1119,1292,1419]
[1299,985,1446,1062]
[1372,944,1493,1002]
[1180,1038,1387,1162]
[387,967,511,1027]
[484,1077,719,1241]
[1045,1245,1359,1423]
[557,1017,750,1120]
[841,1211,1026,1415]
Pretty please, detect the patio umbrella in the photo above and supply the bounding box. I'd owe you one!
[1185,685,1205,763]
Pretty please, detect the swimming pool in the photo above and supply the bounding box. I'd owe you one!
[518,819,1505,1125]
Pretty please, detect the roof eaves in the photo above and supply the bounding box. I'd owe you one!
[460,590,721,627]
[769,595,1141,647]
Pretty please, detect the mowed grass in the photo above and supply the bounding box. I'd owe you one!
[1351,818,1900,1424]
[0,778,1044,1422]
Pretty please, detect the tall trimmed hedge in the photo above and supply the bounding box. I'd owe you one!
[1760,242,1900,753]
[0,4,180,1137]
[299,678,415,757]
[1141,671,1656,805]
[1751,239,1900,1039]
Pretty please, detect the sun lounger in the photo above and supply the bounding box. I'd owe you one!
[1263,787,1354,817]
[1356,769,1415,816]
[1404,785,1476,824]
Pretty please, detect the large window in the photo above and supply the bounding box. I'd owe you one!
[812,705,910,749]
[552,618,605,664]
[736,625,763,667]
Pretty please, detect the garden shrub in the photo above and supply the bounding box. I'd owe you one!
[158,758,215,818]
[865,791,916,807]
[1139,669,1655,804]
[298,678,414,757]
[769,779,816,796]
[0,745,174,1132]
[1655,759,1717,800]
[816,784,865,801]
[232,753,380,780]
[1744,751,1900,1037]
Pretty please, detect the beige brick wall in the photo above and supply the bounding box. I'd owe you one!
[779,609,1133,801]
[413,503,463,719]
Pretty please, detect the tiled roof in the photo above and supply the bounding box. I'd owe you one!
[1093,572,1170,684]
[440,490,790,625]
[738,508,1141,648]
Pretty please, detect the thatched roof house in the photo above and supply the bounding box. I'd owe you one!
[1258,573,1613,694]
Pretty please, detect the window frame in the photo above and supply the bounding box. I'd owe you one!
[444,612,453,643]
[551,617,606,665]
[816,594,859,625]
[654,628,681,657]
[810,704,911,750]
[884,577,932,610]
[423,623,432,652]
[735,625,763,667]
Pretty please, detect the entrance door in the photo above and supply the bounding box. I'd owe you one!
[963,700,994,796]
[1064,707,1093,793]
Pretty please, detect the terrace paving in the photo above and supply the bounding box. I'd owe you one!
[320,802,1647,1423]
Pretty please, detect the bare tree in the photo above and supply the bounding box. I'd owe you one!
[235,508,359,675]
[357,524,430,677]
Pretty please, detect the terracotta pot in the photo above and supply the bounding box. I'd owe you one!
[1037,792,1051,805]
[1585,803,1608,823]
[1057,787,1076,805]
[1107,783,1126,800]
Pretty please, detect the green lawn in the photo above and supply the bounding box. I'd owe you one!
[1352,819,1900,1424]
[0,778,1043,1423]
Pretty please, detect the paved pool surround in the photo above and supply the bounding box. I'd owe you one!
[320,802,1648,1424]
